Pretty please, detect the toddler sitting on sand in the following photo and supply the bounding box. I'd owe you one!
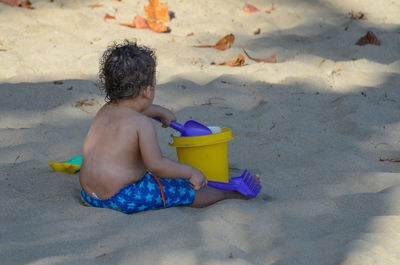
[79,40,259,214]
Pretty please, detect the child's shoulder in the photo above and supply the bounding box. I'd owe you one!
[97,103,152,127]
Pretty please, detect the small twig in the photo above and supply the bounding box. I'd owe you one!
[13,154,22,164]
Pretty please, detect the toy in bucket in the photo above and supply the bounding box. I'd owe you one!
[152,117,212,136]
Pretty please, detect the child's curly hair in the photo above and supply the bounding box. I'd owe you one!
[98,40,157,102]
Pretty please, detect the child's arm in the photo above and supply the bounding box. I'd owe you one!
[141,104,176,127]
[137,116,207,190]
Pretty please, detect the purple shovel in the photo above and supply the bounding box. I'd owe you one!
[153,117,212,137]
[207,169,262,197]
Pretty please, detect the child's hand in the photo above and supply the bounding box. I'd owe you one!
[142,105,177,127]
[188,168,207,190]
[158,109,176,128]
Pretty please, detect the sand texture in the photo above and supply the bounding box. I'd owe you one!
[1,0,400,264]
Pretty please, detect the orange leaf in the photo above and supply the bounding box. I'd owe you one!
[134,15,150,29]
[89,4,103,8]
[75,99,95,107]
[243,49,277,63]
[118,15,149,29]
[118,22,135,28]
[79,108,93,114]
[147,20,168,32]
[265,3,275,13]
[243,3,259,13]
[355,31,380,46]
[195,34,235,51]
[118,15,168,33]
[218,55,245,67]
[144,0,170,23]
[104,13,116,20]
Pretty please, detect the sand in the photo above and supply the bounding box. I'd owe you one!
[1,0,400,264]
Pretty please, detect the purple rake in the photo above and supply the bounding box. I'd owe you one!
[207,169,262,197]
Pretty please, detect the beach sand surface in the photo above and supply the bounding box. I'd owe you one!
[1,0,400,264]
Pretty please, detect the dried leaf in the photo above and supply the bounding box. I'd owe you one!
[265,3,275,13]
[144,0,170,22]
[134,15,149,29]
[118,0,170,33]
[147,20,168,32]
[89,4,103,8]
[243,3,259,13]
[195,34,235,51]
[186,32,194,37]
[104,13,116,20]
[348,10,365,20]
[0,0,33,9]
[379,158,400,162]
[253,28,261,35]
[355,31,380,46]
[218,55,245,67]
[118,15,168,32]
[118,21,135,28]
[118,15,148,29]
[53,80,63,85]
[79,108,93,114]
[243,49,277,63]
[75,99,95,107]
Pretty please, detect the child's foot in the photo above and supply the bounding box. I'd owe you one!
[81,199,91,207]
[225,173,261,199]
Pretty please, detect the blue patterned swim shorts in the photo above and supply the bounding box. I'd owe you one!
[81,173,195,214]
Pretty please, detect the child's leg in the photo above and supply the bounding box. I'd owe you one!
[190,186,248,208]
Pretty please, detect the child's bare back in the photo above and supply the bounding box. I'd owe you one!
[79,103,148,199]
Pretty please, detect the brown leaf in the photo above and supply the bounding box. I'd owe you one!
[144,0,170,22]
[355,31,380,46]
[254,28,261,35]
[104,13,116,20]
[218,55,245,67]
[348,10,365,20]
[243,49,277,63]
[186,32,194,37]
[379,158,400,162]
[243,3,259,13]
[265,3,275,13]
[0,0,33,9]
[195,34,235,51]
[53,80,63,85]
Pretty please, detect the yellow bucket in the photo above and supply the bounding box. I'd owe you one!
[169,128,234,183]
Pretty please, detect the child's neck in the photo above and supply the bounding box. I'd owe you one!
[112,98,151,113]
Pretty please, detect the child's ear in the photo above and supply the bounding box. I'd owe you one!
[142,86,152,98]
